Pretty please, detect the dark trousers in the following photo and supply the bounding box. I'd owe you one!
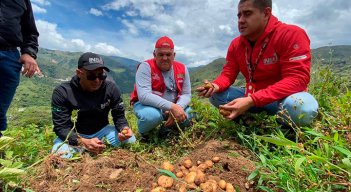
[0,50,21,134]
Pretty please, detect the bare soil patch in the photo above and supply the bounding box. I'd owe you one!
[27,140,256,192]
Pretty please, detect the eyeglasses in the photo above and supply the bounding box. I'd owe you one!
[86,73,107,81]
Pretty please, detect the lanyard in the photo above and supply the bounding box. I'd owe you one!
[245,37,270,83]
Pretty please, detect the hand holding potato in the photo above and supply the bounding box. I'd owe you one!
[118,127,133,141]
[195,80,219,98]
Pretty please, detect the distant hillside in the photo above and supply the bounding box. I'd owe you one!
[190,45,351,87]
[13,48,139,107]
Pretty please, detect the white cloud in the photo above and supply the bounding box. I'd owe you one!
[36,20,122,56]
[32,4,47,13]
[31,0,51,6]
[89,8,103,16]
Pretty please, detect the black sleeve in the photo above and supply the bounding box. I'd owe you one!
[109,83,129,132]
[51,86,78,145]
[20,0,39,58]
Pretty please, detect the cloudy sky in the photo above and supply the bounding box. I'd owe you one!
[32,0,351,67]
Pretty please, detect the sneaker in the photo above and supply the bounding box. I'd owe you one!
[139,133,151,143]
[157,125,173,139]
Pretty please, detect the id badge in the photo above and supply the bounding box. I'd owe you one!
[245,82,255,97]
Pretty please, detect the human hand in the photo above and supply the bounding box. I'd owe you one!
[118,127,133,141]
[170,104,187,123]
[195,80,219,98]
[19,53,41,78]
[219,96,255,119]
[79,137,106,154]
[164,111,175,127]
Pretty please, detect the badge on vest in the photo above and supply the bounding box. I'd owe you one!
[245,82,255,97]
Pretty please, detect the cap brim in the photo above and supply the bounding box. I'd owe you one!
[82,64,110,72]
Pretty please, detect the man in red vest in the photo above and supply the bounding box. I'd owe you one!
[196,0,318,127]
[130,36,192,140]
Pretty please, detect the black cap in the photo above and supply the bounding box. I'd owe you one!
[78,52,110,72]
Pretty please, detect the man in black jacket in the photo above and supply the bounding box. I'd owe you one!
[51,52,135,158]
[0,0,40,137]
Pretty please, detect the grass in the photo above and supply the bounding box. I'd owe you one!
[0,66,350,191]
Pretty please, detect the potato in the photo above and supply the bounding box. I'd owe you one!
[203,82,214,89]
[219,108,231,116]
[200,181,217,192]
[197,163,208,171]
[226,183,235,192]
[212,156,220,163]
[207,179,218,191]
[184,171,197,184]
[182,169,189,175]
[176,171,184,178]
[183,159,193,169]
[218,180,226,190]
[151,186,166,192]
[157,175,174,188]
[204,160,214,168]
[161,161,174,172]
[194,170,206,186]
[189,166,198,172]
[178,185,187,192]
[121,129,128,135]
[197,160,202,165]
[180,165,186,170]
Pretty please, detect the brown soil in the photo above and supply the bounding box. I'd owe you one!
[27,140,256,192]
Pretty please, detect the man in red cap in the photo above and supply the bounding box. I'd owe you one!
[130,36,192,140]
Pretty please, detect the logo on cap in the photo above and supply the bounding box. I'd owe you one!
[89,57,103,64]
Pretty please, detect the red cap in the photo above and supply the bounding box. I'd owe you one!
[155,36,174,49]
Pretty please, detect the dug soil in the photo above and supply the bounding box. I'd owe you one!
[27,140,256,192]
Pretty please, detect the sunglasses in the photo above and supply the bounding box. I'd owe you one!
[86,73,107,81]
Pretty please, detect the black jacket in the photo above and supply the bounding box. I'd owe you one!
[0,0,39,58]
[51,76,129,146]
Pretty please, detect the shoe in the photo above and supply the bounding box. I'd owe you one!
[139,133,150,143]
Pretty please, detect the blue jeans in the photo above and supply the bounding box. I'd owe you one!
[0,50,22,134]
[133,102,193,135]
[210,87,319,126]
[52,125,136,158]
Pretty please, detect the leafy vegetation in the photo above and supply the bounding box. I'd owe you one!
[1,46,350,191]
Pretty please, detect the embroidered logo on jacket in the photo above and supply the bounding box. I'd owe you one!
[263,53,278,65]
[152,73,160,80]
[101,99,111,109]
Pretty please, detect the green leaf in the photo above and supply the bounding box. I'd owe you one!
[0,167,25,181]
[308,155,327,163]
[157,169,177,179]
[259,154,267,166]
[341,158,351,169]
[333,146,351,157]
[256,136,296,147]
[135,189,143,192]
[247,169,259,181]
[294,157,306,175]
[333,132,339,142]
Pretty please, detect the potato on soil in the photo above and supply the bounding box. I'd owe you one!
[184,171,197,184]
[218,180,227,190]
[194,170,206,186]
[204,160,214,168]
[200,181,217,192]
[226,183,235,192]
[183,159,193,169]
[176,171,184,178]
[157,175,174,188]
[212,156,220,163]
[161,161,174,172]
[197,163,208,171]
[151,186,166,192]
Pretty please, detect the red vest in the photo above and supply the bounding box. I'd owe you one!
[130,59,185,105]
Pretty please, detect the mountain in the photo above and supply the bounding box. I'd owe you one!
[190,45,351,86]
[12,45,351,108]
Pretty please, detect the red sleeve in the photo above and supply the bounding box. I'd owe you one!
[213,40,240,92]
[251,26,311,107]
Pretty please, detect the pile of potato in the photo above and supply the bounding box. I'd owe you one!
[151,156,236,192]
